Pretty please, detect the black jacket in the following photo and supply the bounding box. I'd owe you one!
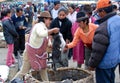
[50,17,72,41]
[88,12,116,68]
[2,19,18,44]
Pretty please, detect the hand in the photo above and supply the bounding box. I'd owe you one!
[88,66,95,71]
[23,27,27,29]
[19,26,26,29]
[53,28,59,34]
[63,45,68,53]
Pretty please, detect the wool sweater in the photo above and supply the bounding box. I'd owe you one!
[28,22,48,48]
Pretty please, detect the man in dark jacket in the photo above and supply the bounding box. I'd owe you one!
[88,0,120,83]
[11,7,28,59]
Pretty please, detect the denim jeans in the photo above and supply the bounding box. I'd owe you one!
[95,67,116,83]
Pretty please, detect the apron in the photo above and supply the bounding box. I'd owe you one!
[26,27,48,71]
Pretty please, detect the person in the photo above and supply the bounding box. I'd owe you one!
[50,8,72,68]
[11,11,59,81]
[67,4,77,60]
[24,5,34,27]
[83,4,96,23]
[64,12,98,69]
[71,12,85,67]
[1,9,18,67]
[11,7,28,59]
[88,0,120,83]
[51,1,61,19]
[67,4,77,24]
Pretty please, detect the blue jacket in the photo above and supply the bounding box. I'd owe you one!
[11,14,28,35]
[89,12,120,69]
[2,19,18,44]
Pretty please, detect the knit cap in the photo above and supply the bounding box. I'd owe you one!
[96,0,112,10]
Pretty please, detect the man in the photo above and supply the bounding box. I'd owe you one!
[51,1,61,19]
[88,0,120,83]
[11,7,28,59]
[24,5,33,27]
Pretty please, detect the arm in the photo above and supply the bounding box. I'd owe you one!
[36,23,59,37]
[23,16,28,27]
[67,28,81,49]
[5,20,18,37]
[36,24,48,37]
[88,22,109,68]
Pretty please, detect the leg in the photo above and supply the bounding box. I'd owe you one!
[95,67,116,83]
[85,47,92,69]
[68,48,73,59]
[19,35,25,53]
[6,44,14,66]
[78,64,81,68]
[14,39,19,58]
[12,49,31,80]
[39,68,49,81]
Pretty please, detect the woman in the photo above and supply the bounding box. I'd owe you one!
[67,4,77,24]
[50,8,72,68]
[64,14,98,69]
[71,12,86,67]
[1,9,18,67]
[12,11,59,81]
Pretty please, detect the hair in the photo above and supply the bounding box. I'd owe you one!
[69,4,76,10]
[0,9,11,20]
[54,1,60,6]
[58,8,68,14]
[82,18,89,25]
[16,7,23,13]
[38,17,45,23]
[38,17,51,23]
[76,11,86,19]
[98,5,113,13]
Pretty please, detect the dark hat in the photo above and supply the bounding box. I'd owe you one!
[39,11,52,19]
[76,16,89,22]
[76,11,86,19]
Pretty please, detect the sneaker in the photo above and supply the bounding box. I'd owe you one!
[9,64,15,68]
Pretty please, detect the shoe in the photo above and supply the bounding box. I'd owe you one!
[9,64,15,68]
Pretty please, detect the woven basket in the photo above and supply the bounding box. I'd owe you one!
[25,67,94,83]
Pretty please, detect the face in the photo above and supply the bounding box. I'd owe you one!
[55,4,60,10]
[44,18,52,28]
[58,11,66,20]
[97,9,106,18]
[69,7,74,14]
[79,21,86,29]
[17,10,23,17]
[7,12,11,17]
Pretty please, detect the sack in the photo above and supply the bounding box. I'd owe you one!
[11,78,24,83]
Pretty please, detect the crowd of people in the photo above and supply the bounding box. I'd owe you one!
[1,0,120,83]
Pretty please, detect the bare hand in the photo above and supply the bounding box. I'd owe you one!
[22,27,27,29]
[63,45,68,53]
[53,28,59,34]
[88,67,95,71]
